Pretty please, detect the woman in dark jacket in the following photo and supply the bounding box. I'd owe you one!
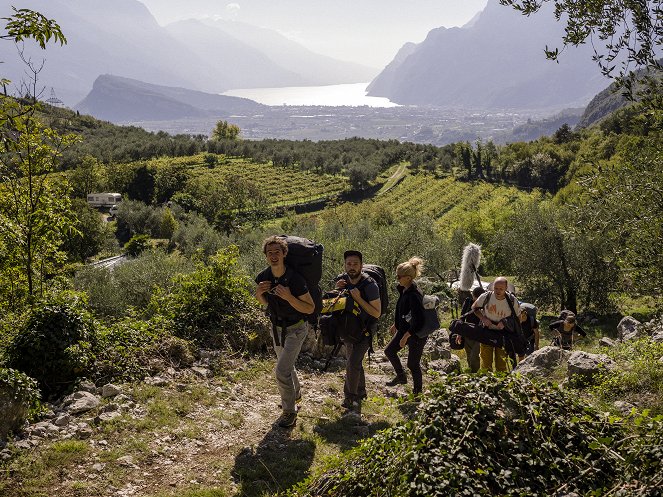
[549,311,586,350]
[384,256,427,395]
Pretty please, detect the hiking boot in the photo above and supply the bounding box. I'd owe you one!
[276,411,297,428]
[278,394,302,410]
[386,375,407,386]
[341,398,352,410]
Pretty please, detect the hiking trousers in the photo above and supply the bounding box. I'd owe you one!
[385,331,428,394]
[344,338,370,402]
[479,343,508,372]
[272,321,308,413]
[464,337,481,373]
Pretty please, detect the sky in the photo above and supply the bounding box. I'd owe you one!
[139,0,489,68]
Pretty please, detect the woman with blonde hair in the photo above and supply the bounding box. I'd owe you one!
[384,257,428,395]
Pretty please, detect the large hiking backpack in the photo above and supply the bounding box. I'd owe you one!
[319,292,366,345]
[519,302,538,328]
[278,235,324,324]
[362,264,388,316]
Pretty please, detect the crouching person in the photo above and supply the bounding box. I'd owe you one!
[255,236,314,428]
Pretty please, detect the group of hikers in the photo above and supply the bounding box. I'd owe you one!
[255,235,586,428]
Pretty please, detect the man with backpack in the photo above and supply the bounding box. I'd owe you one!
[256,235,315,428]
[458,286,485,372]
[472,277,521,372]
[334,250,381,414]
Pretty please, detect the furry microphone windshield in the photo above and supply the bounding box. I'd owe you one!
[459,243,481,291]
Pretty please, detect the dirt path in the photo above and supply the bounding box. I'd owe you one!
[3,355,407,497]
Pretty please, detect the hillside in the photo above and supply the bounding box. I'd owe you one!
[367,0,608,110]
[76,75,266,122]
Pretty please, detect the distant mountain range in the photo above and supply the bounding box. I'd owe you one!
[76,75,266,122]
[0,0,375,106]
[367,0,610,110]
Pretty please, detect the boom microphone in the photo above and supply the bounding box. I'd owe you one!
[459,243,482,291]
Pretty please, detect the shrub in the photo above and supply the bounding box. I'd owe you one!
[151,245,269,350]
[293,374,626,496]
[6,294,97,397]
[0,368,41,440]
[74,249,195,318]
[124,233,151,257]
[93,316,193,383]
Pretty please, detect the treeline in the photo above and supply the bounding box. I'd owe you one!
[43,104,594,194]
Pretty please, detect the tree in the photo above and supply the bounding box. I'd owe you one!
[211,120,240,141]
[68,155,103,198]
[499,1,663,98]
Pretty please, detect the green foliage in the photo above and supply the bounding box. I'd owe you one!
[0,367,41,418]
[124,234,151,257]
[6,293,96,396]
[93,316,193,383]
[74,249,195,318]
[293,374,627,496]
[0,97,80,306]
[1,7,66,49]
[62,199,108,262]
[150,246,269,350]
[490,199,618,312]
[211,120,240,141]
[591,338,663,414]
[169,212,227,261]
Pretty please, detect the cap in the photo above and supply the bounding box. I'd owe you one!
[343,250,363,262]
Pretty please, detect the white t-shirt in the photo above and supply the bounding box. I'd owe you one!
[475,292,520,329]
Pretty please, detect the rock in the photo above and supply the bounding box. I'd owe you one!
[63,391,100,414]
[352,425,370,437]
[599,337,617,347]
[651,330,663,343]
[424,330,452,361]
[92,462,105,472]
[191,366,209,378]
[514,346,571,377]
[617,316,643,341]
[147,376,169,387]
[13,440,31,450]
[53,413,71,427]
[78,380,97,393]
[101,384,121,398]
[567,351,615,383]
[659,356,663,364]
[0,449,11,461]
[75,423,93,439]
[116,455,139,468]
[428,354,461,374]
[102,403,119,413]
[613,400,636,416]
[30,421,59,438]
[96,411,121,422]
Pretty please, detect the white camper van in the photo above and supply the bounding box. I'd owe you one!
[87,193,122,208]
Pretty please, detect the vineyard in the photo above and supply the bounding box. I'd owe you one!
[362,172,543,232]
[146,154,350,207]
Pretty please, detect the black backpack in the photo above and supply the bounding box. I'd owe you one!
[278,235,324,324]
[361,264,389,316]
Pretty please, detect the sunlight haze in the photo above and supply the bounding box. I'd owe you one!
[139,0,489,67]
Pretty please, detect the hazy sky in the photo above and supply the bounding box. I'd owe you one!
[139,0,489,68]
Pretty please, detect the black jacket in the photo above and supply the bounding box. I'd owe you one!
[395,282,424,335]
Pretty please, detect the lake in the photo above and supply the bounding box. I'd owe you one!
[221,82,399,107]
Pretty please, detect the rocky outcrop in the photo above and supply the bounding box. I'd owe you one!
[617,316,643,341]
[514,346,571,377]
[567,351,615,383]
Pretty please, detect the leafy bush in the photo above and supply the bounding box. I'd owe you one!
[591,338,663,414]
[6,294,97,396]
[293,374,627,496]
[0,368,41,439]
[93,316,193,383]
[124,234,151,257]
[74,249,195,317]
[150,245,269,350]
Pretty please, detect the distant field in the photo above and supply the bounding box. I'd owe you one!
[362,172,542,232]
[149,154,350,208]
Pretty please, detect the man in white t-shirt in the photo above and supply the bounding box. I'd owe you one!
[472,276,520,372]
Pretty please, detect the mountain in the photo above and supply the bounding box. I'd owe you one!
[76,75,266,122]
[196,18,378,85]
[0,0,374,107]
[367,0,609,110]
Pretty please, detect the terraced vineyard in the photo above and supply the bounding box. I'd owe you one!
[148,154,350,207]
[363,173,542,232]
